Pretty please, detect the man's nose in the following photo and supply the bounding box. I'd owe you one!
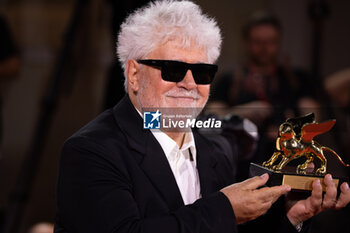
[177,70,197,90]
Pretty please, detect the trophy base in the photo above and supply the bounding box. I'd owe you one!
[249,163,348,192]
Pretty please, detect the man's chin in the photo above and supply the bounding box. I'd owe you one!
[164,96,202,108]
[163,99,206,119]
[139,96,207,115]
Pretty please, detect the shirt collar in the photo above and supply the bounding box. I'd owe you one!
[181,132,196,159]
[152,131,196,161]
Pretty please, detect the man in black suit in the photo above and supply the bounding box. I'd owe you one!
[54,1,350,233]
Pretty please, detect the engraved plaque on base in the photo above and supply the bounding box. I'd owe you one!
[249,163,348,192]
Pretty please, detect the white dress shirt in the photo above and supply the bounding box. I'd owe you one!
[151,131,201,205]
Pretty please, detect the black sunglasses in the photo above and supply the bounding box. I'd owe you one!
[137,59,218,84]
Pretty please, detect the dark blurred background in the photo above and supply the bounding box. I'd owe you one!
[0,0,349,232]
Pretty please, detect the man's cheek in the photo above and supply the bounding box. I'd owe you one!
[200,86,210,98]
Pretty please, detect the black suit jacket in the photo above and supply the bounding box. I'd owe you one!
[54,95,303,233]
[54,96,238,233]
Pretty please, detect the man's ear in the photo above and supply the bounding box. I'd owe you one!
[126,59,141,93]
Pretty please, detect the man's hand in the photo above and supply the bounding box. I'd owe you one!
[286,174,350,226]
[220,174,291,224]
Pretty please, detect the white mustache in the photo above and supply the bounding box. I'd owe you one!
[164,89,201,99]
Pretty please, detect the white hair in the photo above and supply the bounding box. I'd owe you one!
[117,0,222,92]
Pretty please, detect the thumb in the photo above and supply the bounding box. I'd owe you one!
[241,173,269,190]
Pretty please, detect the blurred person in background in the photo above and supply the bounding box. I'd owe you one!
[325,68,350,111]
[207,12,320,181]
[324,68,350,172]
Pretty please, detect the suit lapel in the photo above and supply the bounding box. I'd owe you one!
[113,96,184,210]
[141,134,184,210]
[194,132,218,198]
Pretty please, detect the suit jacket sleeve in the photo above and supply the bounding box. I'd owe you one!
[54,137,237,233]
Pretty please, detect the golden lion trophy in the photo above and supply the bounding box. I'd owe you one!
[250,113,350,191]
